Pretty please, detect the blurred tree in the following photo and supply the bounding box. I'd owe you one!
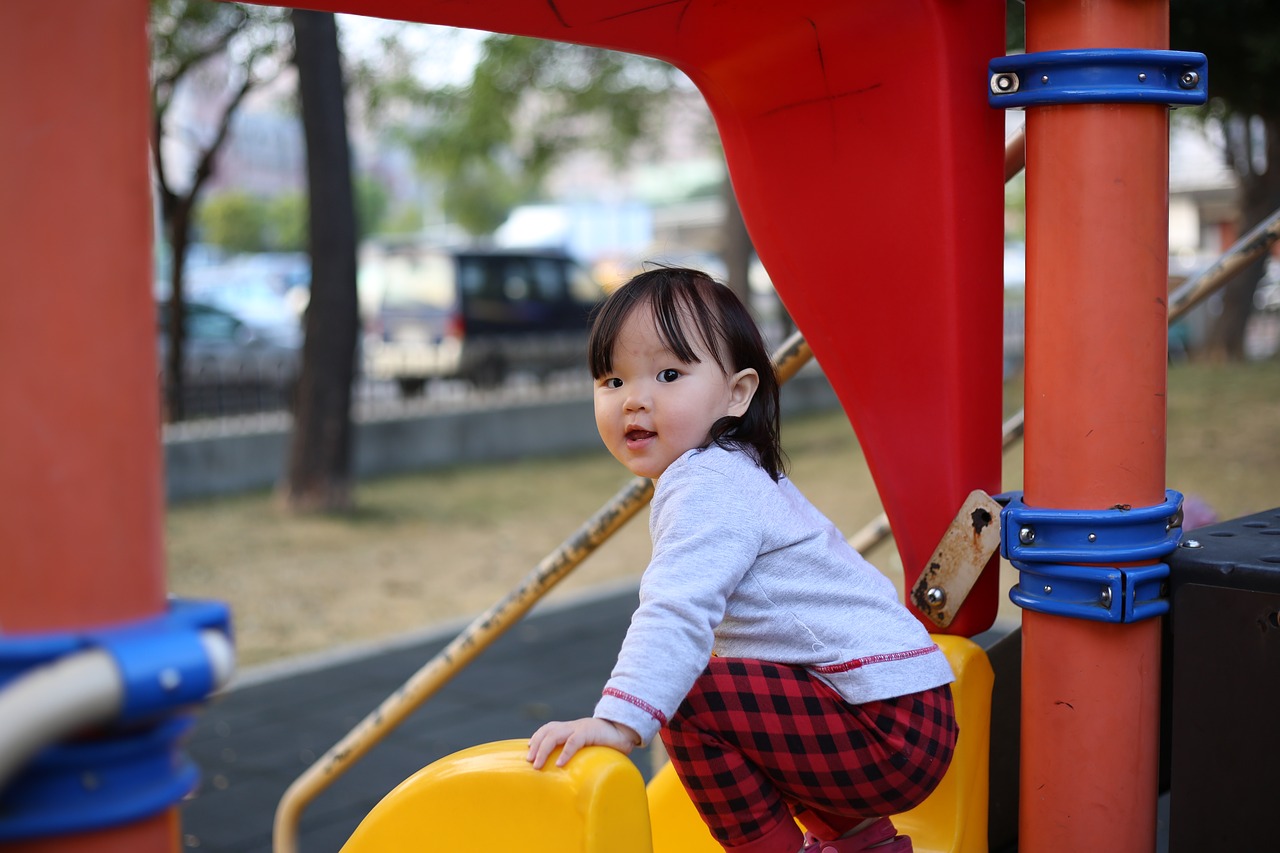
[151,0,291,420]
[1007,1,1278,360]
[380,203,426,236]
[1172,0,1280,360]
[363,33,677,236]
[173,11,387,511]
[198,175,389,255]
[720,178,753,309]
[1006,0,1025,52]
[198,190,270,252]
[157,3,374,517]
[284,8,361,513]
[265,192,307,250]
[355,176,392,239]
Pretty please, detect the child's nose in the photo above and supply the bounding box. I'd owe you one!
[623,388,649,412]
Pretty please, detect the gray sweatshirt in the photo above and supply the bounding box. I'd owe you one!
[593,445,955,746]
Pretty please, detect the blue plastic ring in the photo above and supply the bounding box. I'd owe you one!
[989,49,1207,108]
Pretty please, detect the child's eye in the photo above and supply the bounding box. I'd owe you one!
[657,369,681,383]
[601,377,623,389]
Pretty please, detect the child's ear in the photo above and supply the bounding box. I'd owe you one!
[727,368,759,417]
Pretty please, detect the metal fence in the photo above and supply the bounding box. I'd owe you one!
[161,365,299,422]
[161,307,1041,423]
[161,365,597,424]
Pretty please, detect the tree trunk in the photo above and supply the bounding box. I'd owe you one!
[163,197,192,422]
[282,9,359,512]
[1206,116,1280,361]
[720,175,794,341]
[720,177,752,309]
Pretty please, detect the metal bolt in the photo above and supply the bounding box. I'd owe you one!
[1087,533,1098,543]
[1181,539,1202,549]
[1138,72,1147,82]
[1167,509,1184,532]
[159,668,182,691]
[1041,75,1050,84]
[924,587,947,607]
[1101,587,1113,608]
[991,72,1020,95]
[1043,584,1053,595]
[1019,527,1036,545]
[1179,70,1200,89]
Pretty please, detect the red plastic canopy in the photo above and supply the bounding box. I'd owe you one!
[301,0,1008,634]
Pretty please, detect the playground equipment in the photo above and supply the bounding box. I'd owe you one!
[337,635,994,853]
[5,0,1277,851]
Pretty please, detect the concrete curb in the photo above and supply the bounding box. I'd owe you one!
[163,369,840,503]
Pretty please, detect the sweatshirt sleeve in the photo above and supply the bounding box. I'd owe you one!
[593,455,763,745]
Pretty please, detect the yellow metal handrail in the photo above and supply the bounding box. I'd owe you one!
[1167,206,1280,324]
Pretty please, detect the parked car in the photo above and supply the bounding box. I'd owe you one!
[359,243,606,395]
[157,299,302,417]
[187,263,308,332]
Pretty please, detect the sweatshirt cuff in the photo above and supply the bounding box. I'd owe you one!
[594,689,665,747]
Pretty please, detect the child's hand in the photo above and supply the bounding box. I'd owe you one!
[527,717,640,769]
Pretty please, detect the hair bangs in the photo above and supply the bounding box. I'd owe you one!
[588,267,727,378]
[649,278,728,371]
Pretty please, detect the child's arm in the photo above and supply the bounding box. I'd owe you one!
[526,716,641,769]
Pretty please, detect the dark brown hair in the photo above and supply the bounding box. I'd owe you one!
[588,266,785,481]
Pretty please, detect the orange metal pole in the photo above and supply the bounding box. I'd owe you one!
[1020,1,1170,851]
[1,1,173,850]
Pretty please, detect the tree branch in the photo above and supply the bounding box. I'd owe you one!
[185,72,257,205]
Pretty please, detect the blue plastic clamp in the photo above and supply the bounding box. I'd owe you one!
[0,598,232,841]
[0,718,199,841]
[988,49,1208,109]
[1001,490,1183,623]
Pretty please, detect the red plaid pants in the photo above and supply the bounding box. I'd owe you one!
[660,657,957,853]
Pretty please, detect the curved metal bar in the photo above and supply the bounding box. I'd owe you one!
[0,650,123,794]
[1005,124,1027,183]
[1169,205,1280,324]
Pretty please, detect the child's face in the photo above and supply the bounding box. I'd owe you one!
[593,303,758,480]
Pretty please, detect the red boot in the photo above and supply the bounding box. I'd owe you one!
[800,817,912,853]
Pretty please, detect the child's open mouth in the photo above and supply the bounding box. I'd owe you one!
[625,428,656,446]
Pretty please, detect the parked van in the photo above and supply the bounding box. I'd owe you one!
[359,243,605,395]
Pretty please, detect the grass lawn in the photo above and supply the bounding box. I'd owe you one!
[166,359,1280,668]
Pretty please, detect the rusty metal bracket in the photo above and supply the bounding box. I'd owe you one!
[911,490,1004,628]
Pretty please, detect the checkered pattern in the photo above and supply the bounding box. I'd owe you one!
[660,658,957,850]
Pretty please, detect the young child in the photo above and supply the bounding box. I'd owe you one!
[527,267,957,853]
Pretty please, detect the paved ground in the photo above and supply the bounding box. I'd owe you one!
[178,582,665,852]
